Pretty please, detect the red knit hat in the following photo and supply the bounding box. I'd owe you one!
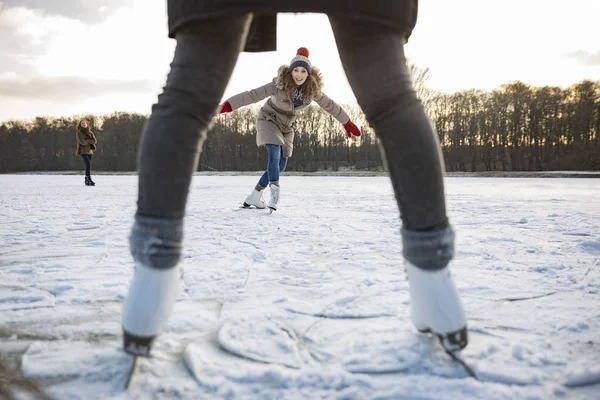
[289,47,312,75]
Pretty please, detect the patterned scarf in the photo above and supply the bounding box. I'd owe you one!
[292,87,303,108]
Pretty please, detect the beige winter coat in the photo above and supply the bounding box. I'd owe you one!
[226,65,350,158]
[75,129,98,155]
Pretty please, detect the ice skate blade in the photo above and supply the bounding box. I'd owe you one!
[437,326,468,352]
[123,329,155,357]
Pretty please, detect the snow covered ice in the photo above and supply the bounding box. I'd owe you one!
[1,174,599,399]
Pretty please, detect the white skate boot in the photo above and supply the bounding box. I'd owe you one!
[405,262,468,351]
[267,184,280,211]
[121,263,181,356]
[243,189,266,209]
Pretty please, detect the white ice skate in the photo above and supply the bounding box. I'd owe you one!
[121,263,181,356]
[405,262,468,351]
[243,189,266,209]
[267,184,280,211]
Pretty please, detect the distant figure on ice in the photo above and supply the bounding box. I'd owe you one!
[219,47,362,211]
[75,119,97,186]
[121,1,468,357]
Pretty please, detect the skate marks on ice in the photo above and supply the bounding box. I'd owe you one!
[498,291,558,302]
[272,273,407,320]
[20,341,134,397]
[280,295,398,319]
[232,205,278,216]
[302,319,441,374]
[188,312,600,390]
[184,329,374,400]
[19,338,199,399]
[459,287,600,390]
[183,318,554,399]
[187,316,470,374]
[217,317,304,368]
[0,284,56,312]
[463,316,600,390]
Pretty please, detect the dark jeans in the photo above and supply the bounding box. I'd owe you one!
[258,144,288,187]
[81,154,92,176]
[130,15,454,271]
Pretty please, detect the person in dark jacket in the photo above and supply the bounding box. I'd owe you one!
[75,119,97,186]
[121,1,468,357]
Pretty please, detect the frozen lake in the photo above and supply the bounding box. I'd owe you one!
[1,174,599,399]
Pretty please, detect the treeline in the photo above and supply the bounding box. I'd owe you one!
[430,80,599,171]
[0,80,598,173]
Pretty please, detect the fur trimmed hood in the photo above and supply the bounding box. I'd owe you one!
[274,64,323,102]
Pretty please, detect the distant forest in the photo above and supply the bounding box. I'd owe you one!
[1,79,598,173]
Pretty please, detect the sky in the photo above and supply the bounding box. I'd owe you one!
[0,0,599,122]
[1,175,599,398]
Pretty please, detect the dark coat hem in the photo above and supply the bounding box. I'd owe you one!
[168,7,416,51]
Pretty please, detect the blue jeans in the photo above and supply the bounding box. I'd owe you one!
[81,154,92,176]
[258,144,288,188]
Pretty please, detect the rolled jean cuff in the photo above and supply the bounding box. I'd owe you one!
[129,214,184,269]
[401,226,455,271]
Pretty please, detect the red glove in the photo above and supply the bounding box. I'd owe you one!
[219,101,232,114]
[343,120,361,138]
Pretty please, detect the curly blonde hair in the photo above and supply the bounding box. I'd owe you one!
[275,65,324,102]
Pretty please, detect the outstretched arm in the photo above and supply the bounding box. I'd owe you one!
[220,81,276,114]
[315,93,361,138]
